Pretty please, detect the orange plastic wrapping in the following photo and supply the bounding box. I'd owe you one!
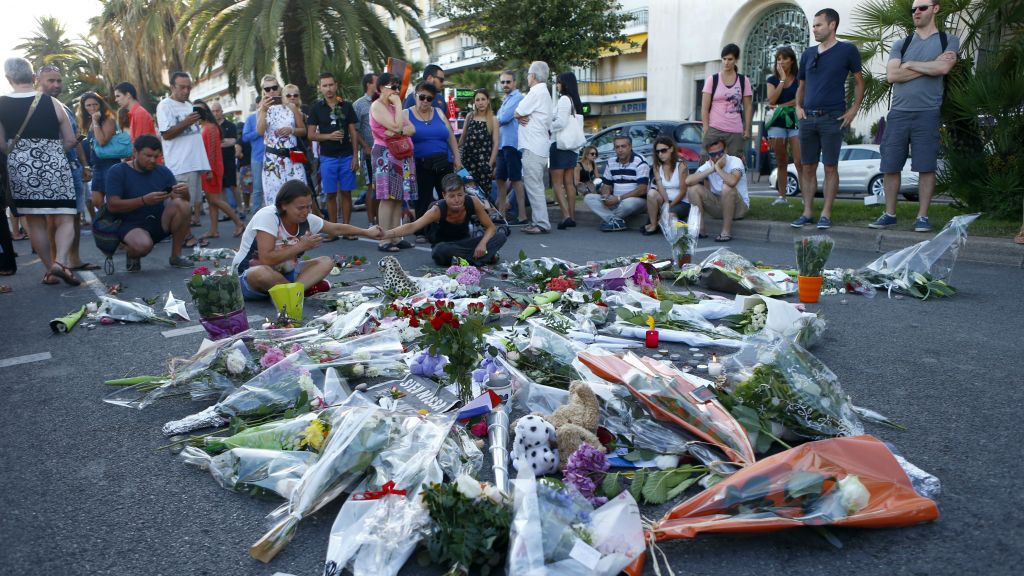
[579,351,756,464]
[386,57,413,100]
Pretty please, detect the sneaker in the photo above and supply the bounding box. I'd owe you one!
[913,217,932,233]
[816,216,832,229]
[352,202,367,212]
[790,215,814,228]
[772,197,788,206]
[304,279,331,297]
[126,256,141,273]
[168,256,192,269]
[868,213,898,229]
[599,218,627,232]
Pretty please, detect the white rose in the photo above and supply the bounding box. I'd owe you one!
[483,484,505,505]
[455,474,483,500]
[353,350,372,361]
[654,455,680,470]
[352,364,365,377]
[366,367,382,378]
[225,350,247,375]
[837,474,870,514]
[505,351,520,362]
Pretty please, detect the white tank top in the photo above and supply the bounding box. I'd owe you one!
[659,164,683,202]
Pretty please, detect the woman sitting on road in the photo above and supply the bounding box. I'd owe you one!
[232,180,382,299]
[382,173,506,267]
[643,135,689,235]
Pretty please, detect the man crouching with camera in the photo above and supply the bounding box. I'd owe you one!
[105,134,193,272]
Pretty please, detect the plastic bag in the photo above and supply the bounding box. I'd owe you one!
[698,249,793,296]
[326,301,380,339]
[180,446,317,498]
[860,213,978,294]
[659,203,700,266]
[729,294,826,349]
[96,296,175,325]
[437,424,484,480]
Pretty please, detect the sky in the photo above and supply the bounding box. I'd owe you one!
[1,1,104,93]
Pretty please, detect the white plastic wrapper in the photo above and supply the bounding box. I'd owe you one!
[164,291,190,321]
[179,447,317,498]
[860,213,979,294]
[326,302,380,339]
[733,294,826,348]
[605,323,744,348]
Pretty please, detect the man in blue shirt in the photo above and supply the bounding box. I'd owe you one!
[105,135,192,272]
[242,99,266,213]
[792,7,863,230]
[404,64,447,113]
[495,70,527,223]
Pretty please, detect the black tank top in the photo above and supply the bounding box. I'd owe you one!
[578,161,595,183]
[434,197,477,243]
[0,93,61,140]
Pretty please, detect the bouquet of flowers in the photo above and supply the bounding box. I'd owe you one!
[660,204,701,267]
[250,406,401,562]
[418,300,494,402]
[422,475,512,576]
[95,296,176,326]
[795,235,834,277]
[697,249,792,296]
[447,260,482,285]
[506,251,575,290]
[200,410,332,453]
[161,350,320,436]
[641,435,940,549]
[716,337,863,453]
[721,295,827,348]
[508,323,584,390]
[179,446,318,498]
[186,266,249,340]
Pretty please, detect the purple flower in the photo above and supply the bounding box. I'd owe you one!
[563,443,609,506]
[432,288,446,299]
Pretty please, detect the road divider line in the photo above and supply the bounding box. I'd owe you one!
[79,270,107,300]
[0,352,53,369]
[161,314,263,338]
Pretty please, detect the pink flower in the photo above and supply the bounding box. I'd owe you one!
[469,421,488,438]
[260,348,285,369]
[192,266,211,276]
[290,343,303,354]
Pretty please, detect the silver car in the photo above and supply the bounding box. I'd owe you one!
[768,144,923,201]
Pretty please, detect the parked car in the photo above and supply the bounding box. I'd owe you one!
[768,144,922,201]
[586,121,704,175]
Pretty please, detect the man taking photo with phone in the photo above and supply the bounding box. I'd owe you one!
[105,135,193,272]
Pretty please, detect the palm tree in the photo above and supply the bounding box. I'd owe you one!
[187,0,430,102]
[88,0,191,109]
[15,16,82,70]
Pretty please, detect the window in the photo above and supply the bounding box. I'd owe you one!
[674,123,702,144]
[845,148,875,161]
[629,124,659,148]
[592,130,620,155]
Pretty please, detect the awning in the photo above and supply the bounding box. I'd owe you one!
[599,33,648,58]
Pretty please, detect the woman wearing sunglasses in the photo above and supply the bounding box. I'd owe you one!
[409,81,462,247]
[575,144,598,196]
[369,73,416,252]
[643,135,689,235]
[256,75,307,207]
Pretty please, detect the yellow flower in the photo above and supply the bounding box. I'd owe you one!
[299,420,328,452]
[675,221,687,228]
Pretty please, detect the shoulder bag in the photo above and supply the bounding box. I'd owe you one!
[555,97,586,151]
[4,92,44,216]
[94,129,133,159]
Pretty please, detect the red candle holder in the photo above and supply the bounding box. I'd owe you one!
[645,329,659,348]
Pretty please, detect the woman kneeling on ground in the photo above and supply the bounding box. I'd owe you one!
[383,173,506,267]
[232,180,382,299]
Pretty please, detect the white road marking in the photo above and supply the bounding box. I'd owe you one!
[78,270,108,299]
[0,352,53,369]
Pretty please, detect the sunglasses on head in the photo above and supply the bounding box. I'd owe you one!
[263,85,280,92]
[911,4,933,14]
[656,147,671,154]
[418,94,434,102]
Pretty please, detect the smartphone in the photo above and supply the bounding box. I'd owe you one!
[163,185,174,193]
[270,96,282,106]
[76,134,87,142]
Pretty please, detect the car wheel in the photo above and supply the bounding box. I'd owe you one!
[902,192,919,201]
[869,175,884,198]
[786,174,800,196]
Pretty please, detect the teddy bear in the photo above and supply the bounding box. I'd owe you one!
[547,380,605,469]
[511,414,559,476]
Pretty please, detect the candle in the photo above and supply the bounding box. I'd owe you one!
[708,353,723,377]
[645,315,659,348]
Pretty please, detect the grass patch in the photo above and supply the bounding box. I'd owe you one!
[746,197,1018,238]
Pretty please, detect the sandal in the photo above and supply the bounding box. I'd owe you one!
[377,243,400,253]
[41,273,60,285]
[394,240,414,249]
[49,262,82,286]
[233,226,245,238]
[0,285,11,294]
[641,226,660,236]
[698,233,709,239]
[200,232,220,240]
[183,234,209,248]
[714,234,732,242]
[71,262,102,271]
[522,225,549,234]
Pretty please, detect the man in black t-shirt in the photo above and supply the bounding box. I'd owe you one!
[306,72,359,240]
[211,102,241,216]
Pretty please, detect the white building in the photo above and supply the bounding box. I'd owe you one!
[191,65,260,121]
[647,0,883,138]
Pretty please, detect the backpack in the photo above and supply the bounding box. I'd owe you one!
[899,31,948,61]
[710,73,747,107]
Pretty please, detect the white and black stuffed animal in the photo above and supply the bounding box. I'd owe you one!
[378,255,417,296]
[511,414,559,476]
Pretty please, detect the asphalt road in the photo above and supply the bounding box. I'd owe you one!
[1,208,1021,576]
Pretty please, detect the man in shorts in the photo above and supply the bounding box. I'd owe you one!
[494,70,528,224]
[684,139,749,242]
[869,0,958,233]
[104,135,192,271]
[792,8,863,230]
[307,72,359,240]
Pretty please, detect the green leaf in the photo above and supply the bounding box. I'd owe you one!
[640,468,701,505]
[629,469,646,502]
[665,476,700,502]
[600,472,622,499]
[518,249,526,261]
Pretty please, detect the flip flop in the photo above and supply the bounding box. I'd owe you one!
[71,262,101,271]
[41,274,60,285]
[714,234,732,242]
[394,240,414,249]
[49,262,82,286]
[0,285,11,294]
[183,234,209,248]
[377,243,400,253]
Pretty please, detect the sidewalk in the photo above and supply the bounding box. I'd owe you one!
[559,202,1024,268]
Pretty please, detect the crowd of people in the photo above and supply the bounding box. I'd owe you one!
[0,2,970,295]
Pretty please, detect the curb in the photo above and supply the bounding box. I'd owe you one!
[551,205,1024,268]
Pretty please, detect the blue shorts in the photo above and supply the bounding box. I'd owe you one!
[71,165,86,213]
[880,109,940,174]
[495,146,522,182]
[239,263,300,300]
[767,127,800,139]
[549,143,578,169]
[799,110,844,166]
[320,154,357,193]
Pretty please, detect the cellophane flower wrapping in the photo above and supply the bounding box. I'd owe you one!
[698,248,792,296]
[719,336,863,451]
[437,424,484,480]
[249,405,400,563]
[645,435,940,542]
[202,410,331,453]
[179,446,318,498]
[659,204,701,266]
[161,350,320,436]
[731,295,827,349]
[326,301,381,339]
[323,412,455,576]
[859,213,979,293]
[96,296,174,325]
[186,266,245,318]
[507,473,644,576]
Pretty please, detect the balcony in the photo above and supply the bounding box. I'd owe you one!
[424,9,451,34]
[622,8,648,35]
[579,74,647,100]
[434,44,492,72]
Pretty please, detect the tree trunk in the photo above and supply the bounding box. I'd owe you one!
[281,15,313,103]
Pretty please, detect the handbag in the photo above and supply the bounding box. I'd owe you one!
[385,135,414,160]
[555,98,586,151]
[94,131,133,159]
[4,92,43,216]
[92,204,123,259]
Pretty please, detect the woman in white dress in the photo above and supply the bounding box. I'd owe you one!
[644,135,689,235]
[256,75,306,207]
